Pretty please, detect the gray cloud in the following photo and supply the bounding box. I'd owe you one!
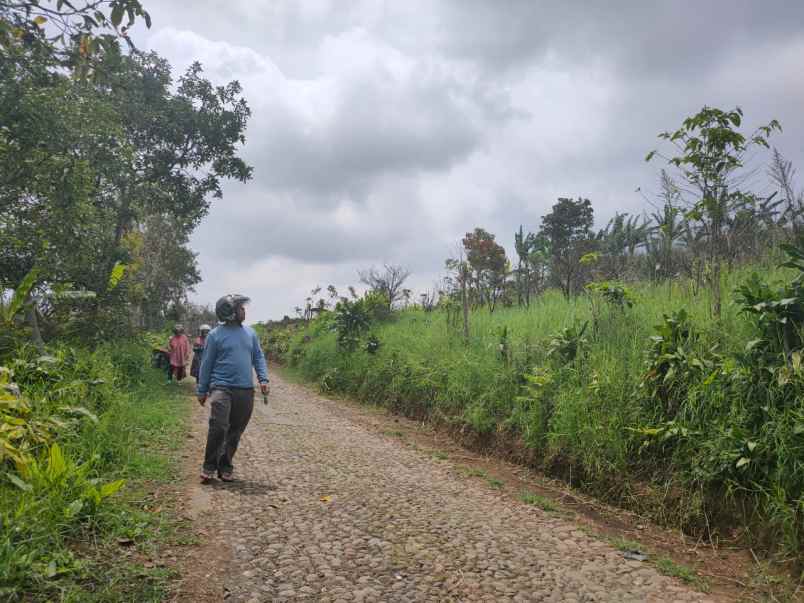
[137,1,804,320]
[435,1,804,77]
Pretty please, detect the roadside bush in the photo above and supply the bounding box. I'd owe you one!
[284,253,804,561]
[0,338,169,597]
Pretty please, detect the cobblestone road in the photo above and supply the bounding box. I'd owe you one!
[179,372,716,602]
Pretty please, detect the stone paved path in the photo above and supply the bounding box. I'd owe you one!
[179,372,717,602]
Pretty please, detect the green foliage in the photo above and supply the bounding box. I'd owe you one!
[363,289,392,321]
[462,227,508,311]
[329,289,393,353]
[546,321,588,364]
[282,260,804,562]
[0,366,58,470]
[648,106,782,318]
[107,261,127,292]
[519,491,558,512]
[0,34,252,343]
[512,367,555,447]
[332,297,372,351]
[586,281,636,310]
[539,197,597,298]
[736,242,804,365]
[0,339,187,598]
[0,1,152,76]
[0,267,38,324]
[655,557,709,591]
[641,310,715,416]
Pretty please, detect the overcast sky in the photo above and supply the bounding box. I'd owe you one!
[137,1,804,321]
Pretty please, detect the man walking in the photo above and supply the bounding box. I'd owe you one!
[197,294,269,483]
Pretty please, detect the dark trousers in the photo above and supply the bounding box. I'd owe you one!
[168,364,186,381]
[202,387,255,474]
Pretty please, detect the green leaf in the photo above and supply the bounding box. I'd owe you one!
[60,406,99,423]
[5,268,39,323]
[110,5,124,27]
[579,252,600,265]
[5,472,32,492]
[746,441,758,452]
[65,499,84,518]
[47,443,67,480]
[107,262,126,291]
[99,479,125,499]
[736,457,751,469]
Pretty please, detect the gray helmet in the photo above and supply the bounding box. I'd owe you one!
[215,294,250,323]
[199,324,212,333]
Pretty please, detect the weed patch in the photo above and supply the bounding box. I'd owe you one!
[520,491,558,512]
[655,557,710,591]
[457,466,488,479]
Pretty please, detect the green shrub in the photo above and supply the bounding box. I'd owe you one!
[286,258,804,561]
[0,338,186,598]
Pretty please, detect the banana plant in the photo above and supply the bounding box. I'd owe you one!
[0,268,39,326]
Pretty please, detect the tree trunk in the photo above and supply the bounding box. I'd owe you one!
[711,203,723,320]
[461,264,470,344]
[711,258,722,320]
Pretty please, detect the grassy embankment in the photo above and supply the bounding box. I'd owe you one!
[273,258,803,566]
[0,341,191,601]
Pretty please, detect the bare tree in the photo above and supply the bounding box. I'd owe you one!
[358,264,411,311]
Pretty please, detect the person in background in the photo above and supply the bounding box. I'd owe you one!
[167,324,190,384]
[197,294,269,482]
[190,324,212,381]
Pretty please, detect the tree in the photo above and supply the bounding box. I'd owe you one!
[461,228,508,312]
[647,106,781,318]
[123,214,201,330]
[358,264,410,311]
[0,41,252,343]
[596,213,649,280]
[95,52,252,256]
[539,197,596,298]
[443,254,471,341]
[1,0,152,76]
[514,226,533,306]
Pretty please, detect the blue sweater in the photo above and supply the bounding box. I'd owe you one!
[197,324,268,395]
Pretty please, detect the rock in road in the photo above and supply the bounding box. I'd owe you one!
[177,373,714,603]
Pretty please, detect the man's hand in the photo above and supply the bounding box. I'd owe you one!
[197,394,207,406]
[260,382,270,396]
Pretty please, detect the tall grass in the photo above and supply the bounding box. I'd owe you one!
[282,261,803,561]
